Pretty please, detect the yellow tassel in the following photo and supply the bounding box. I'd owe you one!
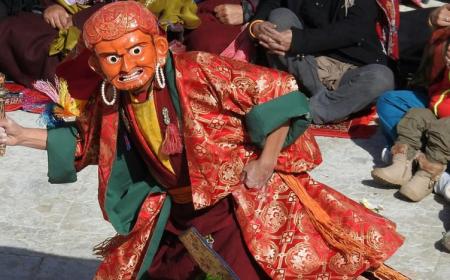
[370,264,410,280]
[279,174,409,279]
[279,174,383,266]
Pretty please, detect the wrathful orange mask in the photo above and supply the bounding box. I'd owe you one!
[90,30,168,93]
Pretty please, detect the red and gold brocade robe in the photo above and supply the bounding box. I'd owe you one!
[48,51,404,279]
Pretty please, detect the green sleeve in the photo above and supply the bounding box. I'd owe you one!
[245,91,311,149]
[166,51,182,120]
[47,124,78,184]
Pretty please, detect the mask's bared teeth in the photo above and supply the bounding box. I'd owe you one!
[119,68,143,83]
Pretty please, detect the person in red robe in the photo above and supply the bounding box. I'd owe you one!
[0,0,107,87]
[184,0,258,59]
[0,1,405,279]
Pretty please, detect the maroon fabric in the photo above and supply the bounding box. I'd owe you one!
[0,12,59,87]
[0,4,105,88]
[153,83,191,186]
[122,93,191,189]
[148,197,270,279]
[184,0,243,55]
[72,3,107,29]
[40,0,56,9]
[56,48,102,100]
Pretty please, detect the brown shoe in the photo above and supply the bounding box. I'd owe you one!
[371,143,414,187]
[399,153,446,202]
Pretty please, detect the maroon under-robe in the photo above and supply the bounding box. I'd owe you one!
[148,198,270,279]
[184,0,243,55]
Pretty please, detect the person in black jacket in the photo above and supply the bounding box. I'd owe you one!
[0,0,42,21]
[249,0,395,124]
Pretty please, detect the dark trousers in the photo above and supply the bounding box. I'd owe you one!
[265,8,394,124]
[397,108,450,165]
[396,8,434,84]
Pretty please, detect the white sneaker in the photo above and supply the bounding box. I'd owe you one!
[434,171,450,202]
[381,146,392,164]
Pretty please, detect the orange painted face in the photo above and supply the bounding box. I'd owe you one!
[92,30,167,93]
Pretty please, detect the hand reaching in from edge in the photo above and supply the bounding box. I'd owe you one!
[241,159,275,189]
[0,118,24,146]
[429,4,450,28]
[44,4,73,30]
[214,4,244,25]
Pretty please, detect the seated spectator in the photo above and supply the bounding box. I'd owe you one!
[184,0,258,60]
[248,0,396,124]
[377,4,450,202]
[0,0,107,87]
[0,0,42,21]
[371,107,449,202]
[395,1,450,86]
[140,0,201,31]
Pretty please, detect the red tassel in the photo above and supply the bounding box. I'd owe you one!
[161,123,183,155]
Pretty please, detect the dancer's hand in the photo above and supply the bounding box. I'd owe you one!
[214,4,244,25]
[429,4,450,28]
[44,4,72,30]
[0,118,25,146]
[242,123,288,189]
[242,159,274,189]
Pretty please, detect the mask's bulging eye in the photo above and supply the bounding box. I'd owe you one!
[106,55,120,64]
[130,46,143,56]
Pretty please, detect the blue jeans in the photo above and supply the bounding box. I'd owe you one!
[376,90,428,145]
